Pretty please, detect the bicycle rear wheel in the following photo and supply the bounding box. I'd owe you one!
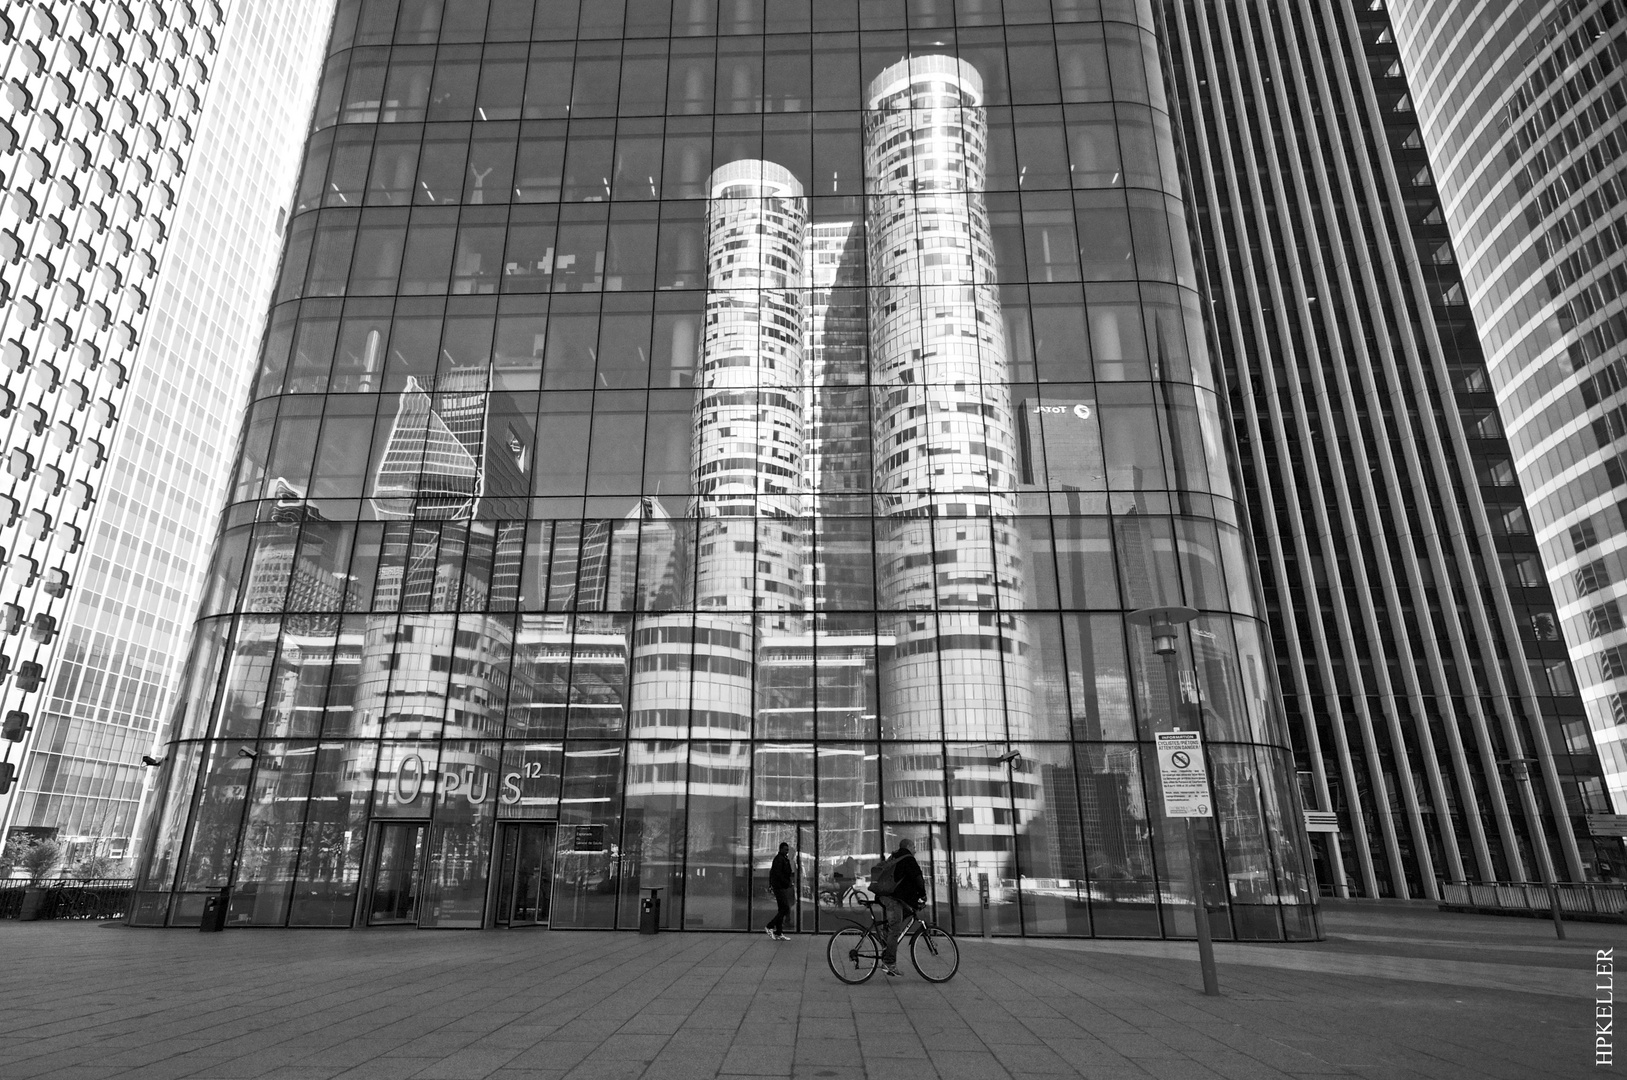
[827,927,879,983]
[910,926,959,982]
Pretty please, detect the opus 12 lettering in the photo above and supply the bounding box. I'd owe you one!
[387,752,538,809]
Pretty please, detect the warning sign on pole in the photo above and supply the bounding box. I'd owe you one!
[1155,731,1212,818]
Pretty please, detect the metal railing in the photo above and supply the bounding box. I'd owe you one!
[0,879,136,920]
[1439,880,1627,919]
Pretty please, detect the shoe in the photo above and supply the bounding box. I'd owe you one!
[883,965,902,977]
[765,926,777,939]
[775,932,790,940]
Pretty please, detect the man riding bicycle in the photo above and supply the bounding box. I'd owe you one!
[872,837,927,977]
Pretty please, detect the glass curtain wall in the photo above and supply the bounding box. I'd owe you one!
[133,0,1315,941]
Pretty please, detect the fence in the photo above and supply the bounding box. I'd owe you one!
[1438,880,1627,921]
[0,879,135,921]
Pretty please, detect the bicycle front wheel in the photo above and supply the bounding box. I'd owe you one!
[910,926,959,982]
[827,927,879,984]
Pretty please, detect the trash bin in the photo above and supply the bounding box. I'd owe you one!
[639,888,662,935]
[199,886,230,932]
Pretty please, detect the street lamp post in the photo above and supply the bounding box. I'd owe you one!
[1497,756,1566,941]
[1129,605,1219,997]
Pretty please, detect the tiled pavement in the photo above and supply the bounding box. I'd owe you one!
[0,904,1614,1080]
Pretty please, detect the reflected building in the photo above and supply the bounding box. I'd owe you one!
[862,56,1038,884]
[135,1,1317,941]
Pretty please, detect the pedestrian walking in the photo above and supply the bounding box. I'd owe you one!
[766,841,794,940]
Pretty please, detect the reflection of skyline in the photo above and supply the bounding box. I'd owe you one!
[153,45,1288,933]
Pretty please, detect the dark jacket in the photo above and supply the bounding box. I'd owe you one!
[890,850,927,908]
[770,851,794,890]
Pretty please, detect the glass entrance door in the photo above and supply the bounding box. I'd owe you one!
[495,822,557,927]
[751,822,815,933]
[367,822,428,925]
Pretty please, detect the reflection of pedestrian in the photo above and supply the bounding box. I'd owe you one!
[765,842,793,940]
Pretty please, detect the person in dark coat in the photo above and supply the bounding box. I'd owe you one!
[765,842,794,940]
[876,837,927,974]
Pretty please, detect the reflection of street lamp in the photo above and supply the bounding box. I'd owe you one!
[1128,605,1219,996]
[1497,755,1566,940]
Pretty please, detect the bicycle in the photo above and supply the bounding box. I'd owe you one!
[826,898,960,983]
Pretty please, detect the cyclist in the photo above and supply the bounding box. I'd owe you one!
[873,837,927,976]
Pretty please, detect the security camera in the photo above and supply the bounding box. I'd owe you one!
[141,755,165,767]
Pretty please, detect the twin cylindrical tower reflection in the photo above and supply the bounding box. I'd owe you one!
[629,57,1037,863]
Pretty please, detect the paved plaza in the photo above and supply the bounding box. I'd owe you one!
[0,903,1615,1080]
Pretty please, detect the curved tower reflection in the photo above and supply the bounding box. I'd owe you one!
[864,57,1037,858]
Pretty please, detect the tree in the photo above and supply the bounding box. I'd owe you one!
[0,835,32,879]
[20,839,63,882]
[72,854,119,880]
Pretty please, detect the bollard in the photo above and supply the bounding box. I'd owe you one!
[978,873,990,938]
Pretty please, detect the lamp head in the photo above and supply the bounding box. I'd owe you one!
[1151,619,1178,656]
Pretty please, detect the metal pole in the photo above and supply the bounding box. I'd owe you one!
[1186,817,1221,996]
[1163,652,1219,996]
[1507,760,1565,940]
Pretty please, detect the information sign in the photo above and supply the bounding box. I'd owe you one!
[573,824,606,852]
[1155,731,1212,818]
[1587,814,1627,837]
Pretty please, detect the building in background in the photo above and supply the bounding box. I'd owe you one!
[1161,0,1618,897]
[132,0,1316,938]
[1383,3,1627,818]
[0,0,335,866]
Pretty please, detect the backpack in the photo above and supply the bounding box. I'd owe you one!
[870,854,901,897]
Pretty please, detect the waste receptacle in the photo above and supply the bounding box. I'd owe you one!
[199,886,230,932]
[639,888,662,935]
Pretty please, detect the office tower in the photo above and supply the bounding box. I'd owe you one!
[1161,0,1615,898]
[0,1,331,863]
[1381,4,1627,819]
[134,0,1314,940]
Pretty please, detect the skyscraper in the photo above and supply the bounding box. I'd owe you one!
[1383,3,1627,816]
[0,0,334,863]
[136,0,1322,937]
[1161,0,1616,897]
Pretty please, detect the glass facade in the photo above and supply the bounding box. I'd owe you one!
[133,0,1314,940]
[1388,2,1627,813]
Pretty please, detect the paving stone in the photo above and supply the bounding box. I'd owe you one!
[0,905,1609,1080]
